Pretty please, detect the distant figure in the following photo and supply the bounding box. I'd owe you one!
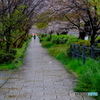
[33,34,36,40]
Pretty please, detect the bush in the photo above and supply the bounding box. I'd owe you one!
[38,34,47,42]
[51,35,59,44]
[42,41,52,48]
[44,35,51,41]
[48,47,62,57]
[51,35,69,44]
[0,53,15,64]
[9,49,17,55]
[66,35,78,45]
[75,40,90,46]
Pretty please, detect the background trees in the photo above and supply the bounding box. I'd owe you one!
[35,0,100,46]
[0,0,44,52]
[0,0,100,52]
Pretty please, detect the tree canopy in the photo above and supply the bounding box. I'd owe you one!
[0,0,44,52]
[35,0,100,45]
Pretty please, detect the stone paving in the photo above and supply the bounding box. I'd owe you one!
[0,37,95,100]
[0,71,13,87]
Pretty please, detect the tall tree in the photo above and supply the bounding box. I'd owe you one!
[0,0,45,51]
[47,0,100,45]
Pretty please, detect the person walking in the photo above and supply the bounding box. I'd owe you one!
[33,34,36,40]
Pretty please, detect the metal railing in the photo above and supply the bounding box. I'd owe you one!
[70,44,100,64]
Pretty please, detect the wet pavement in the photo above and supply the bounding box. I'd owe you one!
[0,71,13,87]
[0,37,95,100]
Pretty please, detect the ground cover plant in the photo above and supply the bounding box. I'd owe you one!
[0,35,32,70]
[39,34,100,100]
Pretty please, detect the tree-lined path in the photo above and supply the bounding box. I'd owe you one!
[0,37,94,100]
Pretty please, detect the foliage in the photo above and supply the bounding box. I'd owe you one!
[98,43,100,48]
[35,11,52,29]
[0,4,28,52]
[95,36,100,42]
[9,49,17,56]
[38,34,47,38]
[38,34,47,42]
[40,34,52,42]
[74,60,100,96]
[88,0,100,15]
[65,46,71,57]
[44,35,52,41]
[48,46,62,57]
[35,22,49,29]
[56,52,70,65]
[51,35,69,44]
[0,35,32,70]
[0,0,43,53]
[0,63,17,70]
[45,0,100,45]
[74,40,91,46]
[0,53,15,64]
[66,35,78,45]
[42,41,55,48]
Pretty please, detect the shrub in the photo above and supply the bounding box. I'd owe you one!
[38,34,47,42]
[51,35,69,44]
[75,40,91,46]
[42,41,52,48]
[66,36,78,45]
[9,49,17,55]
[0,53,15,64]
[48,47,62,57]
[51,35,59,44]
[45,35,51,41]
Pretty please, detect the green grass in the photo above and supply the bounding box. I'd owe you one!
[41,41,55,48]
[0,63,17,71]
[56,52,70,65]
[48,45,100,99]
[13,39,31,68]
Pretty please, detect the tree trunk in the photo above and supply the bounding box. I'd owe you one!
[6,27,11,53]
[78,31,86,40]
[90,30,96,46]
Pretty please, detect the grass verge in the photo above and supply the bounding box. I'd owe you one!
[39,34,100,100]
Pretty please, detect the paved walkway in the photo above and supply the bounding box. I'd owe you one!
[0,37,95,100]
[0,71,13,88]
